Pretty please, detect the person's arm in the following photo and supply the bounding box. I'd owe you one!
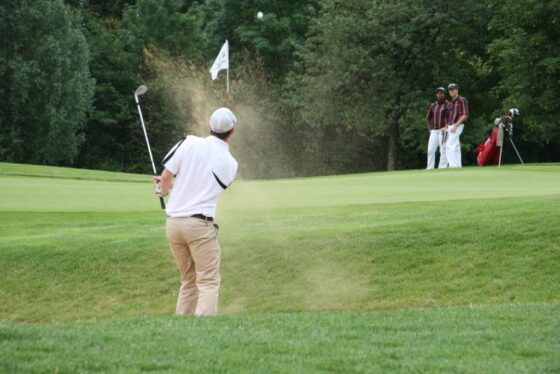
[456,114,468,126]
[426,104,433,132]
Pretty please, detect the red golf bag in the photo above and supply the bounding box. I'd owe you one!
[477,109,524,166]
[476,125,507,166]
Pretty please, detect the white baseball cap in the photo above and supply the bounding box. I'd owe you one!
[209,107,237,133]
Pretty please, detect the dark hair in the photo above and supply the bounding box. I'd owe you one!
[210,129,234,140]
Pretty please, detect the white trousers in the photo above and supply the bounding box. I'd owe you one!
[445,124,464,168]
[427,129,448,169]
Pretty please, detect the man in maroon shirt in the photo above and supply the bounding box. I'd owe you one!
[426,87,448,169]
[445,83,469,168]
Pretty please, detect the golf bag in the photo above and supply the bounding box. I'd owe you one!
[476,108,523,166]
[476,125,508,166]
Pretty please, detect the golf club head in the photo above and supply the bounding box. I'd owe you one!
[135,85,148,96]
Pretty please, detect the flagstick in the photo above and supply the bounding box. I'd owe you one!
[226,68,229,92]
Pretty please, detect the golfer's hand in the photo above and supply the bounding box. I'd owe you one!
[450,124,458,133]
[153,176,163,195]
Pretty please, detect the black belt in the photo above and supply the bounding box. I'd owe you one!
[190,214,214,222]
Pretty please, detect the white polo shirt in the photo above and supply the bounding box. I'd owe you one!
[163,135,238,218]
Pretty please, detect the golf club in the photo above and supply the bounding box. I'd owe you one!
[507,108,524,165]
[134,85,166,210]
[498,108,524,167]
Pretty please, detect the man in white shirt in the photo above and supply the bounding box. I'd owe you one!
[445,83,469,168]
[154,107,238,316]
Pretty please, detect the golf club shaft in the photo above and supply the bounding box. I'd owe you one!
[135,96,157,174]
[135,95,166,210]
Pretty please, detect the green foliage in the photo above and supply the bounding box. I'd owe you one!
[288,0,497,171]
[76,14,147,172]
[77,1,205,173]
[64,0,134,19]
[1,0,558,174]
[192,0,318,79]
[123,0,204,62]
[0,0,94,165]
[488,0,560,161]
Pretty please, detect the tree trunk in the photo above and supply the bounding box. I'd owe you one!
[387,112,400,171]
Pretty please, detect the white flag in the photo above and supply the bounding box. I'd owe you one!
[210,40,229,80]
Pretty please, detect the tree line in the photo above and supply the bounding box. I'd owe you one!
[1,0,558,178]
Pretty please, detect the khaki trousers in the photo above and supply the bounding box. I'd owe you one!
[166,217,221,316]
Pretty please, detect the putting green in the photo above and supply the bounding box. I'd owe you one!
[1,163,558,213]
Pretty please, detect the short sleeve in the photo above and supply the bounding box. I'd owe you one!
[212,158,238,189]
[462,98,469,116]
[164,138,188,175]
[426,104,433,120]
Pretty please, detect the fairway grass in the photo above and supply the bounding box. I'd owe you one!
[1,162,559,372]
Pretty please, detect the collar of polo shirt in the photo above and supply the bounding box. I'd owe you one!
[208,134,230,149]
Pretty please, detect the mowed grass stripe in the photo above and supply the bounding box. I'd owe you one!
[0,162,147,182]
[1,303,558,373]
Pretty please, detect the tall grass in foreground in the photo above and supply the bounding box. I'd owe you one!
[1,304,558,373]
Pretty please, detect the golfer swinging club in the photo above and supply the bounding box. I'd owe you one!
[153,107,238,316]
